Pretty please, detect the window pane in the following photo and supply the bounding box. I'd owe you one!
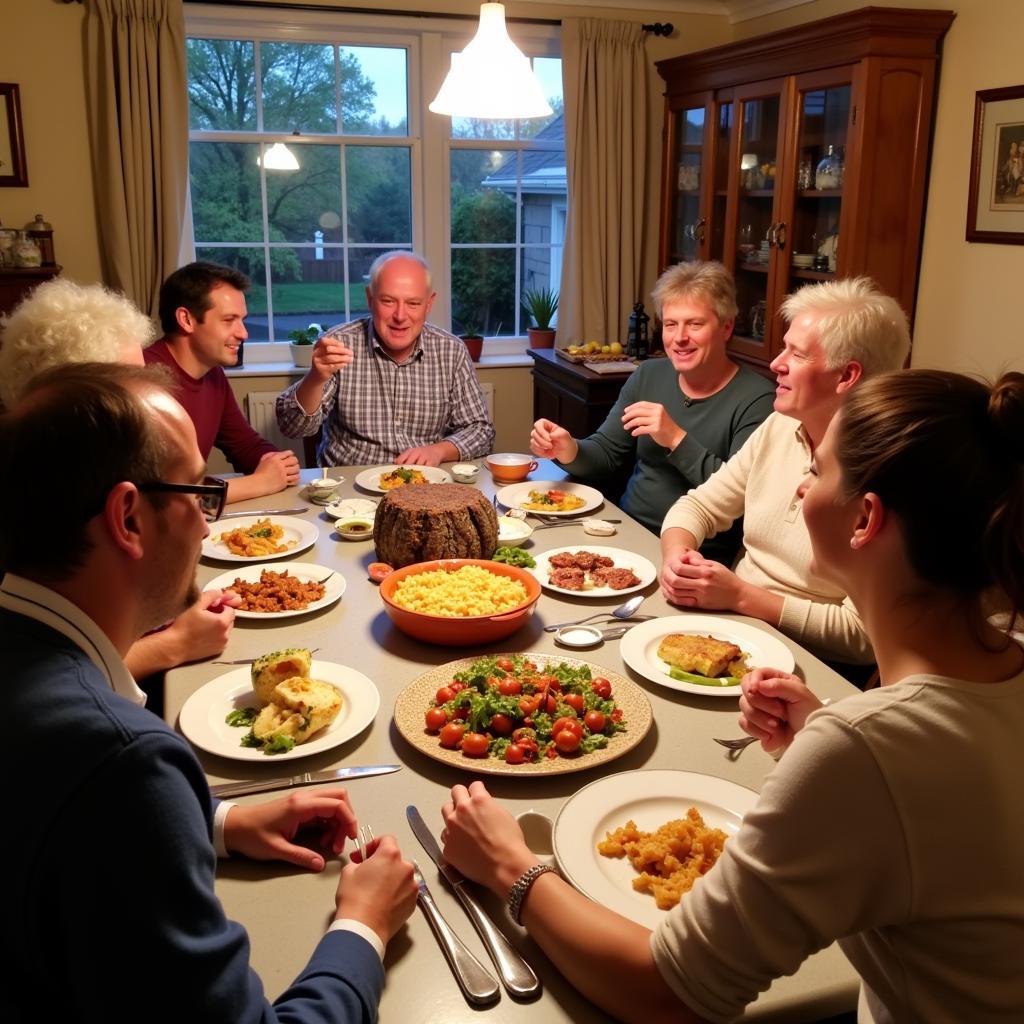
[196,246,269,339]
[260,42,336,133]
[190,142,263,243]
[270,247,347,341]
[342,47,408,135]
[451,248,515,337]
[187,39,256,130]
[265,144,342,244]
[451,150,516,244]
[346,147,412,243]
[522,246,559,327]
[519,57,563,139]
[518,132,566,244]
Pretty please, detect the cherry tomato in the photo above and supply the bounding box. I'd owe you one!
[452,706,470,721]
[489,713,514,736]
[487,675,504,689]
[551,717,583,740]
[611,709,624,723]
[449,681,466,694]
[498,678,522,696]
[435,686,455,705]
[537,674,561,692]
[496,658,514,673]
[545,745,558,759]
[425,707,448,732]
[512,727,536,744]
[563,693,585,714]
[584,710,607,734]
[368,562,393,583]
[461,732,489,758]
[554,729,582,754]
[519,695,541,716]
[541,693,559,714]
[439,722,465,749]
[505,743,527,765]
[591,677,612,699]
[523,660,537,671]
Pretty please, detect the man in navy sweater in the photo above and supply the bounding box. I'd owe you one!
[0,362,417,1022]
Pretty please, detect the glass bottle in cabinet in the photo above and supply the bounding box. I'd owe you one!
[671,104,706,262]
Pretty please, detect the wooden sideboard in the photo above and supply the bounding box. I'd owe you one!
[529,349,635,438]
[0,266,61,320]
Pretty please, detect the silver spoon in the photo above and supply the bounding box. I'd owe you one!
[543,593,646,632]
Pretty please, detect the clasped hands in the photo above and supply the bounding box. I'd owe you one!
[739,668,825,754]
[660,549,746,609]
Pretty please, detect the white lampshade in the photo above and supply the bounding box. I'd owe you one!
[740,152,759,170]
[258,142,299,171]
[429,3,553,120]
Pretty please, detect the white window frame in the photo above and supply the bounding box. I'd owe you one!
[184,4,561,361]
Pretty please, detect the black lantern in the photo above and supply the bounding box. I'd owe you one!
[627,302,650,359]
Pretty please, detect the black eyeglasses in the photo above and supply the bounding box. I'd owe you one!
[139,475,228,522]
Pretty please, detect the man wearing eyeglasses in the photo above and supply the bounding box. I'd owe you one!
[146,261,302,502]
[0,363,418,1021]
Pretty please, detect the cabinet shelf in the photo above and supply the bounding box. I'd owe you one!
[797,188,843,199]
[737,260,770,274]
[789,268,835,281]
[740,189,776,198]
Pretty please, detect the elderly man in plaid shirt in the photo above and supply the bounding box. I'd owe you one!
[276,251,495,467]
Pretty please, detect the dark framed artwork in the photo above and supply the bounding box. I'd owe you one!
[0,83,28,187]
[966,84,1024,244]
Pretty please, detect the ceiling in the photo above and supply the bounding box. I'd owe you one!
[514,0,817,24]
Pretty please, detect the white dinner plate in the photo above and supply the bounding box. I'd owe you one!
[204,562,345,619]
[178,660,380,762]
[203,516,319,562]
[354,465,453,493]
[496,480,603,517]
[553,769,758,929]
[619,614,795,697]
[529,545,657,598]
[323,497,379,520]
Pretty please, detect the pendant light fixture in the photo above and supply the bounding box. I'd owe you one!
[429,3,553,120]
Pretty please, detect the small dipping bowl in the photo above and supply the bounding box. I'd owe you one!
[335,516,374,541]
[497,515,534,547]
[451,462,480,484]
[307,476,343,504]
[516,810,554,866]
[554,624,603,649]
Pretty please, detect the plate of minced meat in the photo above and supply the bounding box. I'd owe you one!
[527,546,657,598]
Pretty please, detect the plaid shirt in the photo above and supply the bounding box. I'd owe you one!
[276,317,495,466]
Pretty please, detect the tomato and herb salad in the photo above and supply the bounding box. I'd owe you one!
[422,654,626,764]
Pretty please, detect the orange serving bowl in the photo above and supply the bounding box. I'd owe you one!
[378,558,542,646]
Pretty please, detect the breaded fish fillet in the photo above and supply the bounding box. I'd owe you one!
[657,633,743,678]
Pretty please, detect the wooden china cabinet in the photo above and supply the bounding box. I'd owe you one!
[656,7,954,369]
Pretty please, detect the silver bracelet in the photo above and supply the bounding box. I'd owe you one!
[507,863,557,925]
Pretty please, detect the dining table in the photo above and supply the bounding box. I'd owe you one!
[163,461,861,1023]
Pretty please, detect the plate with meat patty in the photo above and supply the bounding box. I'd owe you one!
[529,546,657,598]
[620,615,795,697]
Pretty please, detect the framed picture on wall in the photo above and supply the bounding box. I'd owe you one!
[0,83,28,188]
[966,84,1024,244]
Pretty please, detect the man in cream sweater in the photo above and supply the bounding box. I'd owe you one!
[659,278,910,667]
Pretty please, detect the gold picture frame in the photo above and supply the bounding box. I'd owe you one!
[0,83,28,188]
[966,84,1024,245]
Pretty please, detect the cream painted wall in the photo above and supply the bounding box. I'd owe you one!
[736,0,1024,378]
[0,0,101,281]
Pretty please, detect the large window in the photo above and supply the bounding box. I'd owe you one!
[184,10,563,350]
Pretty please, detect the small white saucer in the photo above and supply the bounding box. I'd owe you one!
[553,625,604,648]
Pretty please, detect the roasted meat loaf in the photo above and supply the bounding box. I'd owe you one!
[373,483,498,568]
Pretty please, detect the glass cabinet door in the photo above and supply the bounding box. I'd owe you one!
[732,80,787,355]
[784,76,852,294]
[708,98,732,262]
[668,102,708,263]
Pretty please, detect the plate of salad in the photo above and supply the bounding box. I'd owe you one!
[393,652,652,776]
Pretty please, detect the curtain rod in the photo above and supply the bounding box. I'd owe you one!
[61,0,673,34]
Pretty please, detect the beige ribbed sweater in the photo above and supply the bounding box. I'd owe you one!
[661,411,871,664]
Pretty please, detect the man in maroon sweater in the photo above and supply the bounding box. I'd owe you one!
[145,262,301,503]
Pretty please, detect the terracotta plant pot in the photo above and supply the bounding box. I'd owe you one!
[527,327,556,349]
[462,334,483,361]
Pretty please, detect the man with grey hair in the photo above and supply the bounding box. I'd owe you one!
[660,277,911,669]
[276,250,495,466]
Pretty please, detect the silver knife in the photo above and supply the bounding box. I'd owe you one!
[218,507,310,519]
[211,764,401,798]
[407,805,540,997]
[412,861,500,1005]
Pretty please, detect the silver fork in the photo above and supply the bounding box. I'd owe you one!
[712,735,758,752]
[355,823,374,860]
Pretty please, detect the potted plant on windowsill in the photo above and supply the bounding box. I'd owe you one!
[287,323,322,367]
[523,287,558,349]
[458,315,484,362]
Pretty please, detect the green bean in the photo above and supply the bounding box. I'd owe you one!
[668,667,739,687]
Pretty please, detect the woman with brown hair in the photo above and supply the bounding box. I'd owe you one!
[438,369,1024,1024]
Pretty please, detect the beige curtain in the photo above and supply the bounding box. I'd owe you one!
[559,19,647,347]
[85,0,189,319]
